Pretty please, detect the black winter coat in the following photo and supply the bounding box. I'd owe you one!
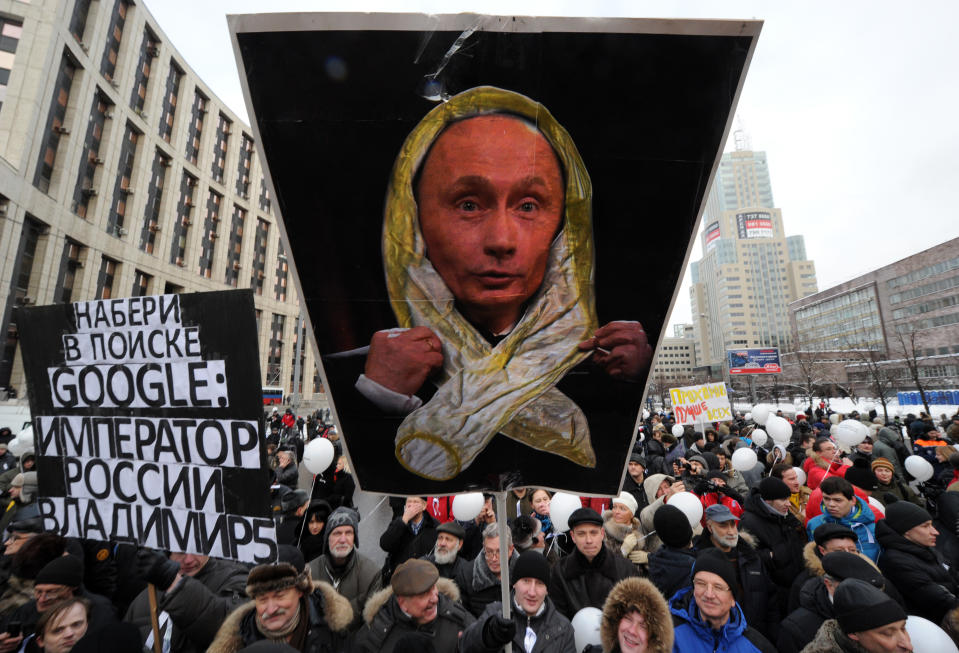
[647,546,695,601]
[694,532,780,642]
[776,577,832,653]
[275,461,299,490]
[379,513,439,583]
[460,596,575,653]
[547,545,639,620]
[738,489,806,588]
[876,519,959,624]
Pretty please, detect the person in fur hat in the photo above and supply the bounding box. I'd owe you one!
[582,576,673,653]
[353,558,474,653]
[209,559,352,653]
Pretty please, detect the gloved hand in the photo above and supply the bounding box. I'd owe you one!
[135,549,180,590]
[627,549,648,565]
[482,614,516,648]
[621,532,639,554]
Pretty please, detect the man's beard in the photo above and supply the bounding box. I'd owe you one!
[714,533,739,549]
[330,543,354,560]
[433,547,458,565]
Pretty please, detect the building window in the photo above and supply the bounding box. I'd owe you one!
[258,176,271,213]
[224,204,245,286]
[266,313,285,385]
[96,256,118,299]
[55,240,84,304]
[185,90,206,165]
[131,269,151,296]
[71,90,111,218]
[0,217,46,389]
[274,243,288,302]
[290,319,305,391]
[250,218,269,295]
[211,113,230,183]
[33,54,76,193]
[236,134,253,197]
[139,149,168,253]
[197,188,221,278]
[99,0,128,82]
[129,29,157,115]
[106,123,139,237]
[158,60,181,143]
[0,18,23,114]
[170,172,196,266]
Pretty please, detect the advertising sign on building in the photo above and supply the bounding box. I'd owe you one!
[728,348,782,374]
[704,221,721,252]
[230,13,761,496]
[736,211,774,239]
[17,290,277,564]
[669,382,731,424]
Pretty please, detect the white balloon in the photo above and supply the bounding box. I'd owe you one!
[668,491,704,527]
[752,405,771,425]
[744,412,752,421]
[750,428,767,447]
[671,423,685,438]
[835,420,866,447]
[7,435,28,457]
[302,437,335,474]
[550,492,583,533]
[906,615,959,653]
[905,455,935,483]
[829,413,840,424]
[731,447,758,472]
[571,607,603,653]
[451,493,485,521]
[766,415,793,444]
[853,420,871,438]
[792,466,806,486]
[642,409,650,420]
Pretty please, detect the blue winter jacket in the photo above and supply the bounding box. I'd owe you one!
[805,495,880,561]
[669,587,775,653]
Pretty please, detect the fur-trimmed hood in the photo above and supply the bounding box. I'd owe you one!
[800,618,871,653]
[803,540,826,577]
[208,580,352,653]
[643,473,672,505]
[362,576,460,625]
[599,577,672,653]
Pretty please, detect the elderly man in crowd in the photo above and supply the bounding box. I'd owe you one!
[461,550,575,653]
[548,507,638,619]
[801,578,912,653]
[669,549,776,653]
[209,556,352,652]
[456,523,518,617]
[423,521,471,588]
[380,496,439,583]
[694,504,779,641]
[308,507,381,631]
[126,547,250,652]
[355,558,474,653]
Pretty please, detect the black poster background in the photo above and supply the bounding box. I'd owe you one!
[235,19,755,495]
[17,290,271,518]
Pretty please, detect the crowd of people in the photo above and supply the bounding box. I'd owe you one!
[0,405,957,652]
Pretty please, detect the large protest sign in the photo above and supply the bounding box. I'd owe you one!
[670,382,732,425]
[229,14,761,496]
[17,290,277,564]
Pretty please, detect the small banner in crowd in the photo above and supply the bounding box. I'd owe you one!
[670,382,731,425]
[17,290,277,564]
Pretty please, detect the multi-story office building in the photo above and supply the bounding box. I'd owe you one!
[690,145,818,368]
[0,0,323,405]
[650,323,697,385]
[789,237,959,396]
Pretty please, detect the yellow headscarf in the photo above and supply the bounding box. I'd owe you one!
[383,86,598,481]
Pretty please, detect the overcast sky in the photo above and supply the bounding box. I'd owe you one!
[144,0,959,331]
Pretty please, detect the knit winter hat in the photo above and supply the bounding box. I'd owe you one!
[871,458,895,474]
[245,562,311,598]
[654,504,692,548]
[844,459,878,491]
[612,492,638,517]
[884,502,932,536]
[512,550,550,585]
[629,453,647,466]
[326,507,359,542]
[693,549,738,597]
[35,555,83,587]
[834,578,906,634]
[759,477,791,501]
